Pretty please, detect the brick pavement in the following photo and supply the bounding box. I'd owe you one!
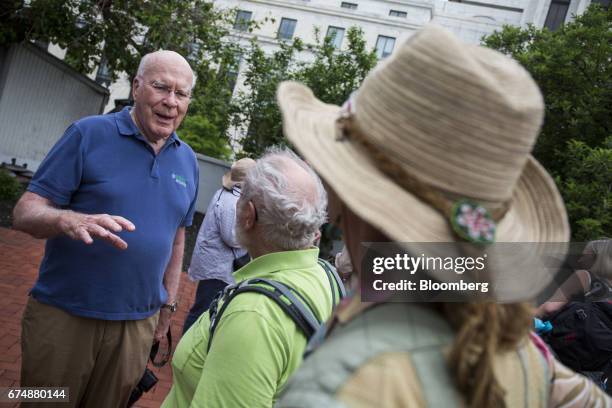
[0,227,198,407]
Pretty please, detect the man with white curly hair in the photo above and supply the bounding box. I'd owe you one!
[235,147,326,254]
[162,147,340,408]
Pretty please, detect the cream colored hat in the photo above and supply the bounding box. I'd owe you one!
[278,24,569,245]
[222,158,256,190]
[278,25,570,292]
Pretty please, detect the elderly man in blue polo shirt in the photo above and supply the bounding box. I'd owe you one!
[13,50,199,407]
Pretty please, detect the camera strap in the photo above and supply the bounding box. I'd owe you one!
[149,327,172,368]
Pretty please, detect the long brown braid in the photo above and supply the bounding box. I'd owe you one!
[440,302,533,407]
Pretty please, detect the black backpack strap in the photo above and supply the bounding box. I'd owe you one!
[207,262,346,353]
[207,279,248,350]
[149,326,172,368]
[300,260,347,360]
[252,278,321,334]
[303,322,328,359]
[207,278,321,352]
[585,276,612,301]
[317,258,347,305]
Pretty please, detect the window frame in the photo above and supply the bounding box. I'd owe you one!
[375,35,396,59]
[326,26,346,49]
[341,2,358,9]
[389,9,407,18]
[233,10,253,32]
[591,0,610,9]
[544,0,570,31]
[277,17,298,40]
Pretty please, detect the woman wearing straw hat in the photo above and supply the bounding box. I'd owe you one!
[275,25,610,407]
[183,158,255,333]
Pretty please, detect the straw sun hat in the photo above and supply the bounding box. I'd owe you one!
[222,158,256,190]
[278,25,571,300]
[277,24,569,247]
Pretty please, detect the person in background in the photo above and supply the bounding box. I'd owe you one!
[335,246,354,288]
[163,147,339,407]
[183,158,256,333]
[584,238,612,288]
[275,25,610,407]
[538,238,612,316]
[13,50,198,407]
[537,238,612,395]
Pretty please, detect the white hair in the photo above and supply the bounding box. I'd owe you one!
[137,50,197,89]
[241,147,328,251]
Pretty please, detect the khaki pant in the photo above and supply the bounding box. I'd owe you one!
[21,297,158,408]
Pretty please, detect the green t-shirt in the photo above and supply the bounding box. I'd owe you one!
[162,248,335,408]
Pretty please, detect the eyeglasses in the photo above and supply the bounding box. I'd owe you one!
[147,80,191,102]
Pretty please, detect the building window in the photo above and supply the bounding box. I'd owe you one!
[277,18,297,40]
[33,40,49,50]
[218,53,242,94]
[188,42,201,62]
[448,0,523,12]
[375,35,396,59]
[326,26,345,49]
[341,2,358,9]
[544,0,570,31]
[592,0,610,9]
[95,56,111,87]
[389,10,407,18]
[233,10,252,31]
[227,53,242,93]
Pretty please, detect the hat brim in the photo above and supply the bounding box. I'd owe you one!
[278,82,570,300]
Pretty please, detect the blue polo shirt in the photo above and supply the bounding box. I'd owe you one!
[27,107,199,320]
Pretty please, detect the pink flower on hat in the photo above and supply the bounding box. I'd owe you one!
[452,201,496,244]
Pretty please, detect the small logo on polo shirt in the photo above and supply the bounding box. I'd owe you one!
[172,173,187,188]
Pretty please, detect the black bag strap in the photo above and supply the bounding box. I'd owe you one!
[302,261,347,359]
[317,258,347,305]
[251,278,321,333]
[585,276,612,301]
[207,278,321,352]
[303,322,329,359]
[149,327,172,368]
[207,259,347,352]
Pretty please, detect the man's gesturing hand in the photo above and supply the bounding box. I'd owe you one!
[59,212,136,250]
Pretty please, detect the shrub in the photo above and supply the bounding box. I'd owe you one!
[557,139,612,241]
[0,169,24,202]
